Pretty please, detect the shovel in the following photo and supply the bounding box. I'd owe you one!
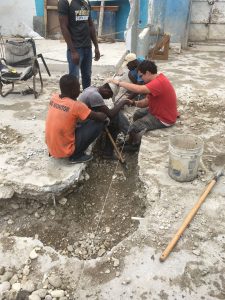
[160,155,225,262]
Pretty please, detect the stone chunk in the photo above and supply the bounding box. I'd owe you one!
[48,275,62,288]
[0,185,14,199]
[98,248,106,257]
[0,281,11,294]
[50,290,65,298]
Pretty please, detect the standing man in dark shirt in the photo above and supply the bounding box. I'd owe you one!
[58,0,100,89]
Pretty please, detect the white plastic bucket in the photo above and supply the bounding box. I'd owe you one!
[168,135,204,182]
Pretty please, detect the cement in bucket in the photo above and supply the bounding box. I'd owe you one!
[168,135,204,182]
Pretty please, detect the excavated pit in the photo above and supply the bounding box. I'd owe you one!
[0,152,147,260]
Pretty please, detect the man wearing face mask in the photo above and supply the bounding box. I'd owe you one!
[58,0,100,90]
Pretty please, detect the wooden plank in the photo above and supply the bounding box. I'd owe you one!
[92,6,119,11]
[148,34,170,60]
[47,5,58,10]
[98,1,105,37]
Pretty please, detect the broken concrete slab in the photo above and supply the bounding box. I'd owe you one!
[0,41,126,199]
[0,87,87,199]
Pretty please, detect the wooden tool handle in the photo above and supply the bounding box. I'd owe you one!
[160,179,217,262]
[105,127,125,163]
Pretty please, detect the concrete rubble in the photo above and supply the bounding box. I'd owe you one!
[0,40,225,299]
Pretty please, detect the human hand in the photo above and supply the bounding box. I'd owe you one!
[104,117,110,126]
[107,78,120,86]
[94,47,100,61]
[120,99,131,106]
[71,50,80,65]
[127,100,135,106]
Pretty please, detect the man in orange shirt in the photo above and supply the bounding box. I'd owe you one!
[45,74,107,163]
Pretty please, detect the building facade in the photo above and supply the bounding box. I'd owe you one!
[0,0,224,54]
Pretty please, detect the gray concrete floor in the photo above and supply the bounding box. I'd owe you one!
[35,39,127,74]
[0,43,225,299]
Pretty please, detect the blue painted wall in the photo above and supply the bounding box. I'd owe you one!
[113,0,130,40]
[35,0,44,16]
[137,0,191,47]
[34,0,191,46]
[90,0,129,40]
[138,0,149,29]
[164,0,191,46]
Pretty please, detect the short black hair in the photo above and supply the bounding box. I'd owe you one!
[59,74,80,98]
[138,60,157,74]
[100,83,113,98]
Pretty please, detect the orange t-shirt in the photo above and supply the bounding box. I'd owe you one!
[45,93,91,158]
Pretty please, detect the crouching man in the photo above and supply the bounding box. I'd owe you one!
[78,82,130,159]
[45,74,107,163]
[108,60,178,152]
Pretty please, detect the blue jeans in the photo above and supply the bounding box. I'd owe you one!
[70,120,104,159]
[67,47,92,89]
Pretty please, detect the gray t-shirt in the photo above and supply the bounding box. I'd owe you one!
[58,0,92,48]
[78,87,105,109]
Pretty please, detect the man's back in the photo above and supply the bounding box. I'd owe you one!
[146,73,177,125]
[78,86,105,109]
[45,93,91,158]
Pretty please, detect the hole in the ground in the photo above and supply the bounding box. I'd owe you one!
[0,153,146,260]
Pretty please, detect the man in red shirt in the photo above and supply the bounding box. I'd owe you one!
[109,60,178,152]
[45,74,107,163]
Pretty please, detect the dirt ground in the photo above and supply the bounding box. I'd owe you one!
[0,153,146,261]
[0,49,225,300]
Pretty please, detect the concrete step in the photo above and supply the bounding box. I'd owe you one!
[188,41,225,52]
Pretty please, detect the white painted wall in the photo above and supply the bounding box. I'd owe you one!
[0,0,36,36]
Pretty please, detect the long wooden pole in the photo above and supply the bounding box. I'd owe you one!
[105,127,125,164]
[98,1,105,37]
[160,178,217,262]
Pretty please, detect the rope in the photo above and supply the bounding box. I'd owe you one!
[73,97,134,296]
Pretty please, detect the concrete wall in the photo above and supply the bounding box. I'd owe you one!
[0,0,37,35]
